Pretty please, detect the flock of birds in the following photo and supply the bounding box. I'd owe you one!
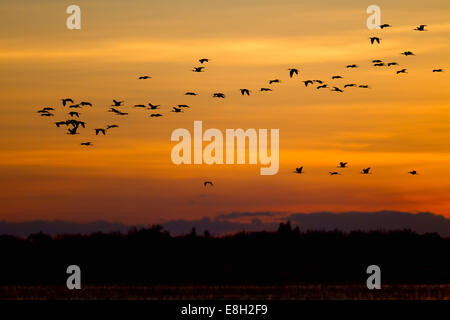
[36,23,445,185]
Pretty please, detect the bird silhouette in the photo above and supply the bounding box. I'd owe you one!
[213,93,225,98]
[260,88,272,91]
[303,80,314,87]
[134,104,146,108]
[387,62,398,66]
[172,107,183,113]
[408,170,418,175]
[80,101,92,106]
[288,68,299,78]
[43,107,54,111]
[269,79,281,84]
[61,98,74,106]
[396,69,407,74]
[94,128,106,135]
[402,51,415,56]
[370,37,381,44]
[69,111,79,118]
[414,25,427,31]
[294,166,304,174]
[374,63,385,66]
[361,167,371,174]
[107,125,118,130]
[80,142,92,146]
[148,103,160,110]
[204,181,214,187]
[112,100,124,106]
[109,108,128,115]
[432,69,443,72]
[199,58,209,64]
[331,87,343,92]
[40,113,54,117]
[329,171,340,175]
[69,104,81,108]
[55,121,66,127]
[240,89,251,96]
[344,84,356,88]
[313,80,323,84]
[359,85,369,88]
[192,67,205,72]
[372,59,383,63]
[138,76,151,79]
[317,84,328,89]
[331,75,343,79]
[150,113,163,117]
[346,64,358,68]
[338,162,348,168]
[379,23,391,29]
[75,120,85,128]
[178,104,190,108]
[67,127,79,135]
[185,92,197,96]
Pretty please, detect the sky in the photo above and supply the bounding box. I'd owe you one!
[1,0,450,224]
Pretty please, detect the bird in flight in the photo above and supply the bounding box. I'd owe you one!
[369,37,381,44]
[61,98,74,106]
[134,104,146,108]
[432,69,443,72]
[55,121,66,127]
[303,80,314,87]
[199,58,209,64]
[94,128,106,135]
[414,25,427,31]
[329,171,340,175]
[260,88,272,91]
[240,89,251,96]
[112,100,124,106]
[148,103,160,110]
[185,92,197,96]
[408,170,418,175]
[109,108,128,115]
[178,104,190,108]
[313,80,323,84]
[150,113,163,117]
[288,68,299,78]
[379,23,391,29]
[331,87,343,92]
[192,67,205,72]
[40,112,54,117]
[372,60,382,63]
[396,69,407,74]
[402,51,415,56]
[69,111,79,118]
[331,75,343,79]
[361,168,371,174]
[204,181,214,187]
[359,85,369,88]
[42,107,54,111]
[317,84,328,89]
[294,166,304,174]
[107,125,118,130]
[172,107,183,113]
[346,64,358,68]
[269,79,281,84]
[80,101,92,107]
[344,84,356,88]
[81,142,92,146]
[67,127,79,135]
[69,104,81,108]
[138,76,151,79]
[387,62,398,67]
[213,93,225,98]
[374,62,385,67]
[338,162,348,168]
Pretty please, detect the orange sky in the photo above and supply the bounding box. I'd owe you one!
[1,0,450,223]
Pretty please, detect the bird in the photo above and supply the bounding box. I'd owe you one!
[359,85,369,88]
[331,87,343,92]
[204,181,214,187]
[42,107,54,111]
[408,170,418,175]
[396,69,407,74]
[138,76,151,79]
[199,58,209,64]
[150,113,163,117]
[313,80,323,84]
[331,75,343,79]
[317,84,328,89]
[80,101,92,106]
[338,162,348,168]
[61,98,74,106]
[67,127,78,135]
[172,107,183,113]
[269,79,281,84]
[374,63,385,66]
[402,51,415,56]
[369,37,381,44]
[107,125,118,130]
[81,142,92,146]
[134,104,146,108]
[414,25,427,31]
[55,121,66,127]
[69,111,79,118]
[288,68,299,78]
[213,93,225,98]
[433,69,443,72]
[240,89,251,96]
[192,67,205,72]
[75,121,85,128]
[148,103,160,110]
[69,104,81,108]
[344,84,356,88]
[294,166,304,174]
[94,128,106,135]
[178,104,190,108]
[303,80,314,87]
[37,109,50,113]
[387,62,398,66]
[185,92,197,96]
[372,59,382,63]
[361,168,371,174]
[346,64,358,68]
[379,23,391,29]
[260,88,272,91]
[329,171,340,175]
[40,113,54,117]
[112,100,124,106]
[109,108,128,115]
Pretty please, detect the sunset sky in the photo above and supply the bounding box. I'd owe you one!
[1,0,450,224]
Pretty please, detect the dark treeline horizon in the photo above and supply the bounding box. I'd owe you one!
[1,222,449,285]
